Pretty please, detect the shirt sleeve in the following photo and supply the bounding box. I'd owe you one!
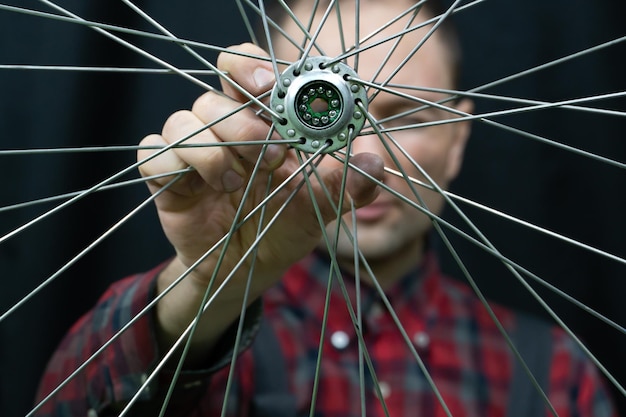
[34,262,262,417]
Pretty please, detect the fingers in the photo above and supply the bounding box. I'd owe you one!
[310,152,384,224]
[138,86,285,195]
[212,43,287,167]
[344,153,385,208]
[138,108,247,194]
[136,43,285,202]
[216,43,277,100]
[190,92,285,170]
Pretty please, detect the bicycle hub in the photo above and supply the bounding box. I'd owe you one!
[270,56,368,153]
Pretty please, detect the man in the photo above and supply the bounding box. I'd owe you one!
[36,0,616,416]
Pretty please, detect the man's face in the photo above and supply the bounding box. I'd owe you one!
[273,0,472,265]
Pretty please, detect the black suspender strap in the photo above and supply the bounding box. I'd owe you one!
[505,313,553,417]
[250,318,296,417]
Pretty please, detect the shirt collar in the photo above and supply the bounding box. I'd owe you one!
[304,248,443,327]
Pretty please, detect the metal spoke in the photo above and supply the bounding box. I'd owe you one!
[0,139,296,157]
[0,65,218,74]
[236,0,260,46]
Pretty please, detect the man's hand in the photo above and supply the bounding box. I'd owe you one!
[136,43,383,360]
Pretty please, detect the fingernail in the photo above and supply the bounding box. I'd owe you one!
[253,67,275,89]
[222,169,244,192]
[263,144,285,168]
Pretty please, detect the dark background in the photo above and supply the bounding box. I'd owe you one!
[1,1,624,416]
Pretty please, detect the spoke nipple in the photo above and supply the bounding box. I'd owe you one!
[304,62,313,71]
[287,129,296,137]
[275,104,285,113]
[282,78,292,87]
[332,65,341,73]
[311,140,320,148]
[351,84,360,93]
[353,111,363,119]
[338,132,347,141]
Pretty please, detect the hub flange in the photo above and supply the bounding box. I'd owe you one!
[270,56,368,154]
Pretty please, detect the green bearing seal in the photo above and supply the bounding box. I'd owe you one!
[295,81,342,129]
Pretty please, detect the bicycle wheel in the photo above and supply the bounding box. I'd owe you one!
[0,0,624,416]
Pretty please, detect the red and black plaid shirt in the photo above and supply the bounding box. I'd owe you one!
[36,251,616,417]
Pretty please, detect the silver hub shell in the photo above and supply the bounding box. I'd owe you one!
[270,56,368,153]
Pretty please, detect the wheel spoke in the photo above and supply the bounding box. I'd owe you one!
[0,65,219,74]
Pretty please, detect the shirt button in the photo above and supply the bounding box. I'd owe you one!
[377,381,391,399]
[330,330,350,350]
[413,331,430,350]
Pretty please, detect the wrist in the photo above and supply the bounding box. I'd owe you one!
[153,257,264,363]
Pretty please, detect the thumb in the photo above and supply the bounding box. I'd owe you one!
[315,152,384,224]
